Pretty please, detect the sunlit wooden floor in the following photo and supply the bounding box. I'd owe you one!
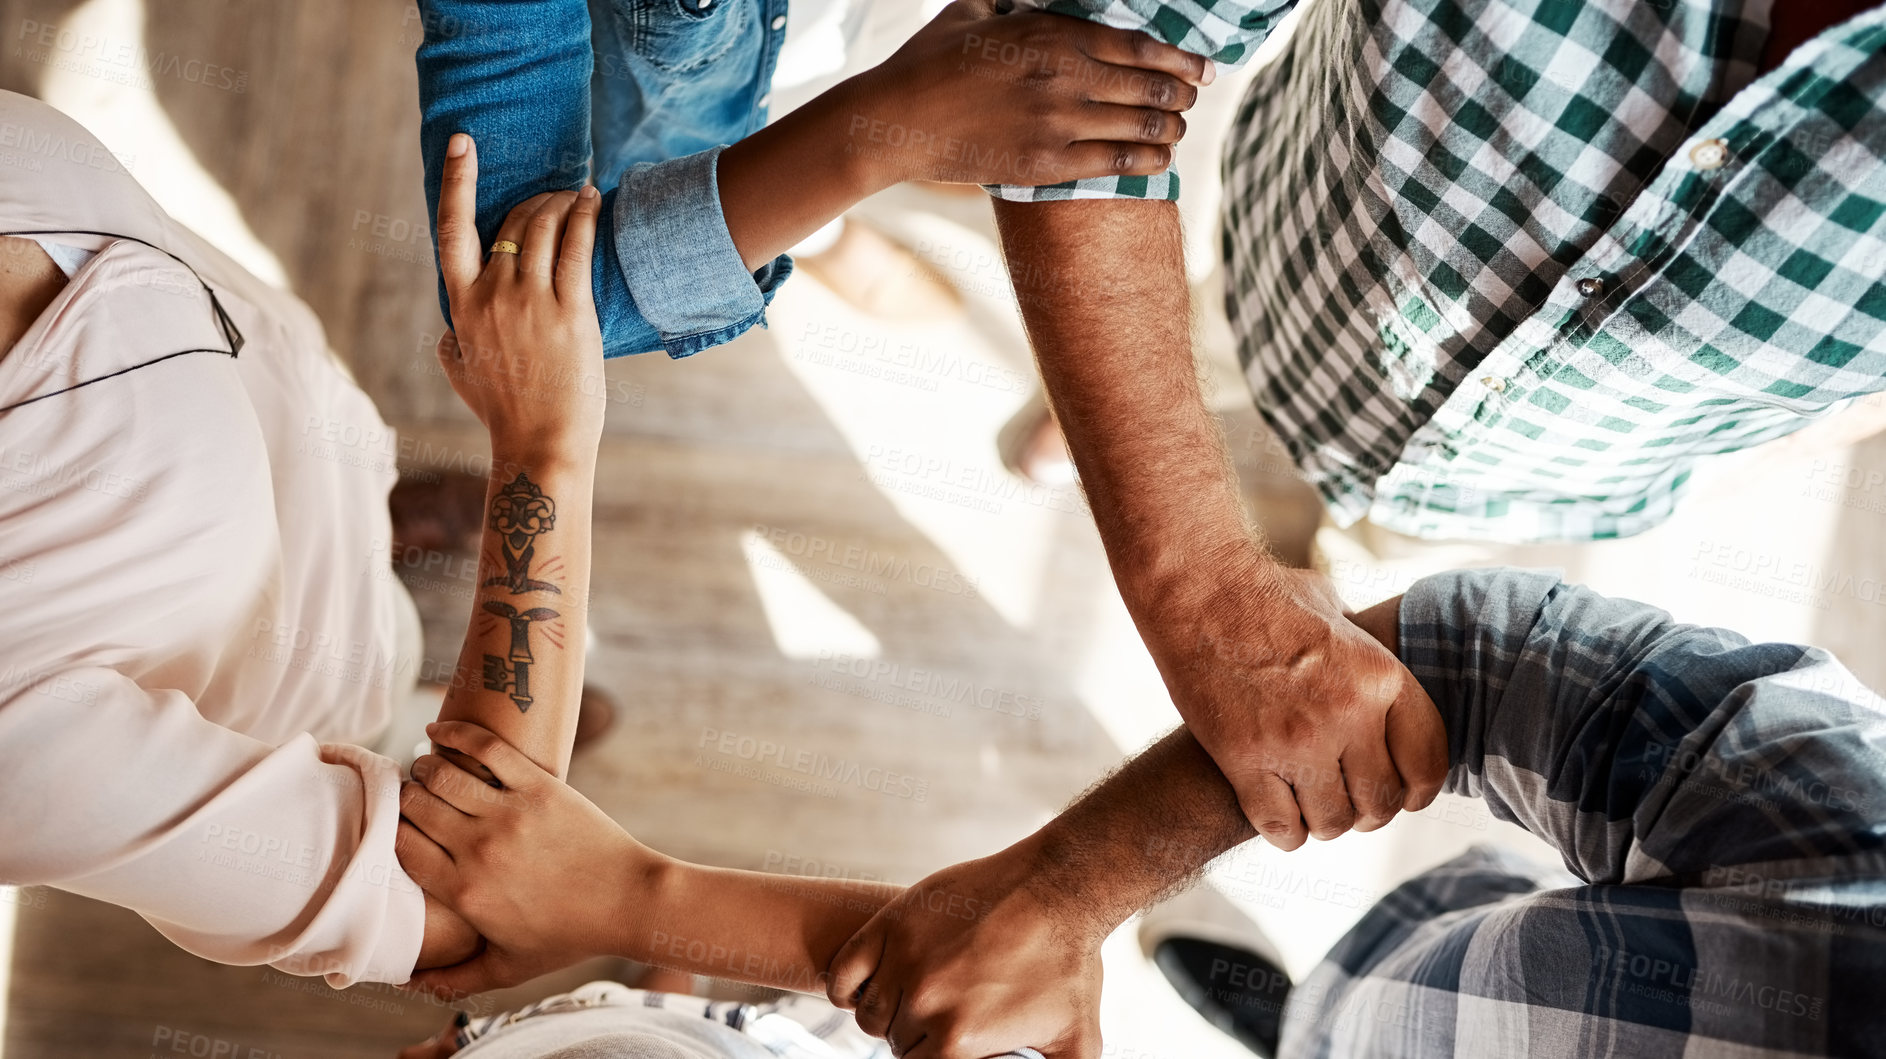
[4,2,1883,1057]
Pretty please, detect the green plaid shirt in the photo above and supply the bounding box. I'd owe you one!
[994,0,1886,541]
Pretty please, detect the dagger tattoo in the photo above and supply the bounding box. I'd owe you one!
[481,600,559,713]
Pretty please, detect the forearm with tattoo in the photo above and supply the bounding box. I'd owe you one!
[434,454,595,781]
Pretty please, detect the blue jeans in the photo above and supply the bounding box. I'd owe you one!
[415,0,793,358]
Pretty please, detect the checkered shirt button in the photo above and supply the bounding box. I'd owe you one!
[1689,138,1730,170]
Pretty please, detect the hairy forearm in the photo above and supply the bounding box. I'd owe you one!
[1018,595,1406,935]
[718,79,889,272]
[1025,727,1253,937]
[621,855,902,995]
[434,445,595,780]
[992,198,1268,606]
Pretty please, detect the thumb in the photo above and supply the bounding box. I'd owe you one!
[406,953,505,1001]
[1385,675,1449,811]
[825,921,887,1009]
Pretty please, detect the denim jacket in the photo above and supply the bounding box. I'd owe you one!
[417,0,793,358]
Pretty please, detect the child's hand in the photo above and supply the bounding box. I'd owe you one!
[433,133,607,461]
[396,721,648,997]
[841,0,1212,186]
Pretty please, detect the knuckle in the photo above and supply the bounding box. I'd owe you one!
[1272,712,1318,748]
[467,730,500,760]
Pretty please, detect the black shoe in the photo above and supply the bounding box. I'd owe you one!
[1152,934,1291,1057]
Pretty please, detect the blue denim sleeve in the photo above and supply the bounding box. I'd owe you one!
[414,0,782,359]
[610,146,792,359]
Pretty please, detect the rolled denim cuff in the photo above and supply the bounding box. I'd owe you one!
[612,145,791,359]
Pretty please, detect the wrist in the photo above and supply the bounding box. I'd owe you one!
[488,434,597,478]
[1005,831,1120,945]
[1118,523,1276,633]
[819,72,909,195]
[606,841,673,962]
